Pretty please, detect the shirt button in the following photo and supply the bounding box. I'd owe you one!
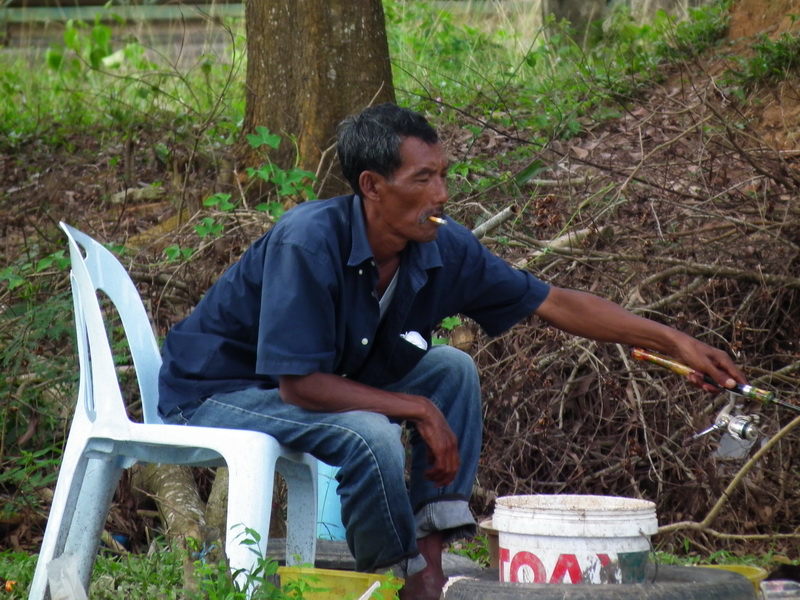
[358,269,363,275]
[370,260,375,267]
[361,338,369,345]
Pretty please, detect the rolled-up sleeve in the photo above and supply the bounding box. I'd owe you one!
[444,227,550,337]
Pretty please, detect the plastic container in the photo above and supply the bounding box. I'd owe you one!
[277,566,398,600]
[760,579,800,599]
[493,494,658,585]
[316,462,346,540]
[478,518,500,569]
[695,565,767,593]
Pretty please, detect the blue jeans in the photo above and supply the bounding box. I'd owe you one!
[171,345,481,573]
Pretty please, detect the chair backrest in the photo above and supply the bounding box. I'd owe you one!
[61,223,164,425]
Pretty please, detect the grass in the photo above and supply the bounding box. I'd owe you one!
[0,7,246,151]
[0,538,404,599]
[655,548,779,569]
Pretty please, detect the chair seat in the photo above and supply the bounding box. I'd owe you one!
[84,422,306,468]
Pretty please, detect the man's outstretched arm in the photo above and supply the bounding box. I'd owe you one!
[534,286,746,391]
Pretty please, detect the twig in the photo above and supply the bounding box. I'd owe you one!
[616,114,714,199]
[658,414,800,535]
[471,205,518,238]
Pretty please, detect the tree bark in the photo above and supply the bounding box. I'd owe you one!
[134,464,215,595]
[240,0,395,198]
[542,0,607,46]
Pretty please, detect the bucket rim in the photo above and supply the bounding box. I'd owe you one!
[493,494,658,538]
[495,494,656,512]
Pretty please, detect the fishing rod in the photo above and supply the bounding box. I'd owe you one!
[631,347,800,443]
[631,347,799,412]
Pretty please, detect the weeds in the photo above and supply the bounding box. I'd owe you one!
[655,0,732,60]
[0,5,245,150]
[0,532,403,599]
[725,31,800,92]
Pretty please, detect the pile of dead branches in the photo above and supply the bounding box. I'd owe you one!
[452,61,800,555]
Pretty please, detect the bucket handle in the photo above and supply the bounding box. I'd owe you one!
[640,528,658,584]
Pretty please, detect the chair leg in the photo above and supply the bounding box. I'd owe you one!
[61,456,124,591]
[224,460,275,595]
[279,455,318,567]
[29,445,92,600]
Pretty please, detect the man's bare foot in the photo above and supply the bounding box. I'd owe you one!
[398,533,447,600]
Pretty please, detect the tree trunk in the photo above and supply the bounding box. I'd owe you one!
[134,464,217,595]
[629,0,690,23]
[542,0,607,46]
[240,0,395,199]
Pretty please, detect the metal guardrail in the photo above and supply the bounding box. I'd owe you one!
[1,3,244,24]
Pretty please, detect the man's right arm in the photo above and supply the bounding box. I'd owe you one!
[279,373,459,487]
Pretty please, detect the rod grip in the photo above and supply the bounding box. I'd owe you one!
[631,347,775,403]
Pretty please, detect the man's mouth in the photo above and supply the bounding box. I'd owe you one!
[420,211,446,225]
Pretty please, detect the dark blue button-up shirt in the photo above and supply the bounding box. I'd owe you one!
[158,195,550,417]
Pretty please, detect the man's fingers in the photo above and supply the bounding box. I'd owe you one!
[424,442,459,487]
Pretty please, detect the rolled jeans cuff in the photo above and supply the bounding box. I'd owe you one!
[383,553,429,579]
[414,497,477,545]
[385,499,477,578]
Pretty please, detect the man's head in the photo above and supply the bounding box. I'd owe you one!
[337,103,440,197]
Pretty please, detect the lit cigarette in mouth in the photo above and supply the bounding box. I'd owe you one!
[428,216,447,225]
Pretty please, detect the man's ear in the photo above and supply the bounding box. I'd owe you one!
[359,170,383,201]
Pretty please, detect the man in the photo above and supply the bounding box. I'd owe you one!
[158,103,745,599]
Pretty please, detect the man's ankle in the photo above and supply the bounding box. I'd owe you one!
[398,533,447,600]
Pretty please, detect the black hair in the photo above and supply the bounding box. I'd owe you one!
[336,103,439,196]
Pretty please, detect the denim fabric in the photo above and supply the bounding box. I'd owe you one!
[174,345,481,574]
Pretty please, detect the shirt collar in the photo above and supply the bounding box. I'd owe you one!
[347,194,443,271]
[348,195,374,267]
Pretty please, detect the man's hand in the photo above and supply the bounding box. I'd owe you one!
[669,336,746,392]
[412,399,460,487]
[280,372,461,486]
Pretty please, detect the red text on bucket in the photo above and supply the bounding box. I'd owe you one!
[499,548,648,584]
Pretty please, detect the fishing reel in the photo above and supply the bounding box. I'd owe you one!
[691,393,760,443]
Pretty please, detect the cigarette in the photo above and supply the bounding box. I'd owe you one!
[428,216,447,225]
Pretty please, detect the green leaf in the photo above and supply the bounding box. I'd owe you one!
[203,193,236,212]
[440,316,462,331]
[514,159,548,185]
[246,126,281,150]
[0,266,27,291]
[46,48,64,70]
[35,256,54,272]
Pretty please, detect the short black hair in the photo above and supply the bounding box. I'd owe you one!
[337,103,439,196]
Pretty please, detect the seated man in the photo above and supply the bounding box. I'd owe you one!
[158,103,745,599]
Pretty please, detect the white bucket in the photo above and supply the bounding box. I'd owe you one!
[493,494,658,585]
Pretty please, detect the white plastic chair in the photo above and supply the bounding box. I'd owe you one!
[29,223,320,599]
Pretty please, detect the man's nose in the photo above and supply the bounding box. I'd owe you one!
[434,175,449,204]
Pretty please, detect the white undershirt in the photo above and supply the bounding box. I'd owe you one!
[378,267,400,322]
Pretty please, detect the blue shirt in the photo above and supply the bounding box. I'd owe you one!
[158,195,550,417]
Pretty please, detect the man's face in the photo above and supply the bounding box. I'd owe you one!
[371,137,449,244]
